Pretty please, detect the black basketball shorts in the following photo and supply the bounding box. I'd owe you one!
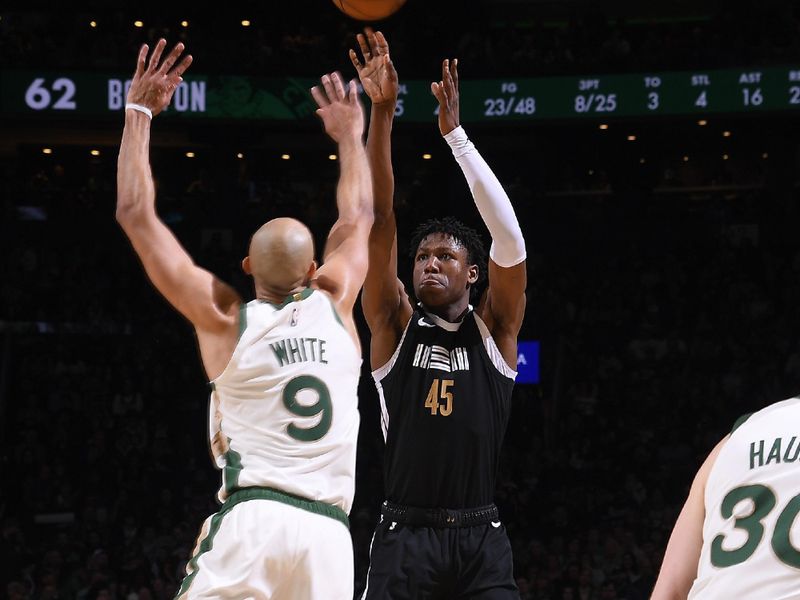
[361,504,519,600]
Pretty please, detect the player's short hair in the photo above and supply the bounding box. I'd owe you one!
[408,217,488,300]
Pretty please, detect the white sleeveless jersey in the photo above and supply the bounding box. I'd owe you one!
[208,289,361,514]
[689,397,800,600]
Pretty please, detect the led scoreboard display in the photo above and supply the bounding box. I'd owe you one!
[3,66,800,122]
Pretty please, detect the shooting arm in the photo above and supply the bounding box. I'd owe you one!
[116,110,238,331]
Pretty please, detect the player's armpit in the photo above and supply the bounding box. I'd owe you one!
[117,209,240,332]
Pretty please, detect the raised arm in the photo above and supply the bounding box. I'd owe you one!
[309,72,373,341]
[432,59,527,367]
[116,40,240,336]
[650,436,727,600]
[350,29,413,369]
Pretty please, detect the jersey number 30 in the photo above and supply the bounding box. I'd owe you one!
[711,485,800,569]
[282,375,332,442]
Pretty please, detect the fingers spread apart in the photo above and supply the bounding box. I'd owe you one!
[349,48,362,71]
[159,42,186,74]
[147,39,167,72]
[357,33,371,61]
[312,72,348,107]
[140,39,191,82]
[310,85,329,108]
[374,31,389,56]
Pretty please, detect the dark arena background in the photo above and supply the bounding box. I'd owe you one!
[3,1,800,598]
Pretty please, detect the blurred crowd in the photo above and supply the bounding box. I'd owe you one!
[3,112,800,599]
[1,3,799,78]
[3,3,800,597]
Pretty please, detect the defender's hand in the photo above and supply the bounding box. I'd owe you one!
[126,39,193,117]
[311,72,365,143]
[349,28,398,106]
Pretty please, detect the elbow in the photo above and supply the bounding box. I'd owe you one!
[115,202,134,225]
[363,200,376,223]
[115,198,145,228]
[356,204,375,231]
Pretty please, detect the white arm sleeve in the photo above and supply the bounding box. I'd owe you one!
[444,126,526,268]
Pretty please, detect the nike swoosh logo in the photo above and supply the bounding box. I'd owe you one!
[491,521,501,528]
[418,318,436,327]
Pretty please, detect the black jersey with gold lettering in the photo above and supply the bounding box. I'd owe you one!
[372,307,517,509]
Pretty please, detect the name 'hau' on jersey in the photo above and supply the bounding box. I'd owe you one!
[689,397,800,599]
[372,306,517,509]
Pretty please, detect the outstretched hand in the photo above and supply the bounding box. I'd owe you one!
[126,39,193,117]
[349,28,398,106]
[310,71,364,144]
[431,58,459,136]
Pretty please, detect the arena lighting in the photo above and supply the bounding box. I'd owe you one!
[328,154,337,161]
[639,158,646,164]
[241,20,251,27]
[236,153,244,159]
[599,124,609,130]
[698,119,708,126]
[422,153,432,160]
[722,154,729,160]
[281,154,290,160]
[723,130,732,137]
[42,148,52,155]
[90,150,100,156]
[762,152,769,159]
[185,151,195,158]
[627,135,636,141]
[90,20,97,28]
[683,156,689,162]
[134,20,143,28]
[181,20,189,27]
[588,169,594,175]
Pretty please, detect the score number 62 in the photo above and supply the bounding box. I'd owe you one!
[25,78,77,110]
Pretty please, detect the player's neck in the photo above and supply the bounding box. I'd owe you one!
[254,281,308,305]
[421,300,470,323]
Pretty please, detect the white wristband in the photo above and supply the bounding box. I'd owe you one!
[125,103,153,119]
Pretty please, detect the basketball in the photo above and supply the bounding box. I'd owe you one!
[332,0,407,21]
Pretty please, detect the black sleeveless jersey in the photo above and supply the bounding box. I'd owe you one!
[373,307,516,509]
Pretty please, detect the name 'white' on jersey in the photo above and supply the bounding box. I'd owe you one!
[208,289,361,514]
[689,397,800,600]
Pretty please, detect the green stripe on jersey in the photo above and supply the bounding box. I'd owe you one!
[174,511,226,599]
[237,303,247,340]
[223,442,243,495]
[732,412,754,434]
[225,486,349,529]
[173,485,349,598]
[267,287,314,309]
[330,300,345,328]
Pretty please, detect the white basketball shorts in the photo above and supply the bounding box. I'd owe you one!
[175,488,353,599]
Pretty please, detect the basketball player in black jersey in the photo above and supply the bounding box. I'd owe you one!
[351,30,527,599]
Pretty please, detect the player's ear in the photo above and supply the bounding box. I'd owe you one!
[305,260,318,283]
[242,256,252,275]
[467,263,479,285]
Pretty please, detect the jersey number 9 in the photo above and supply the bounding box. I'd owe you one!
[282,375,332,442]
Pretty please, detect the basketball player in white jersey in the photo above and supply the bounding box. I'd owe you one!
[651,397,800,599]
[116,40,372,599]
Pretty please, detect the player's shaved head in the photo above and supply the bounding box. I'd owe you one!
[247,218,315,293]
